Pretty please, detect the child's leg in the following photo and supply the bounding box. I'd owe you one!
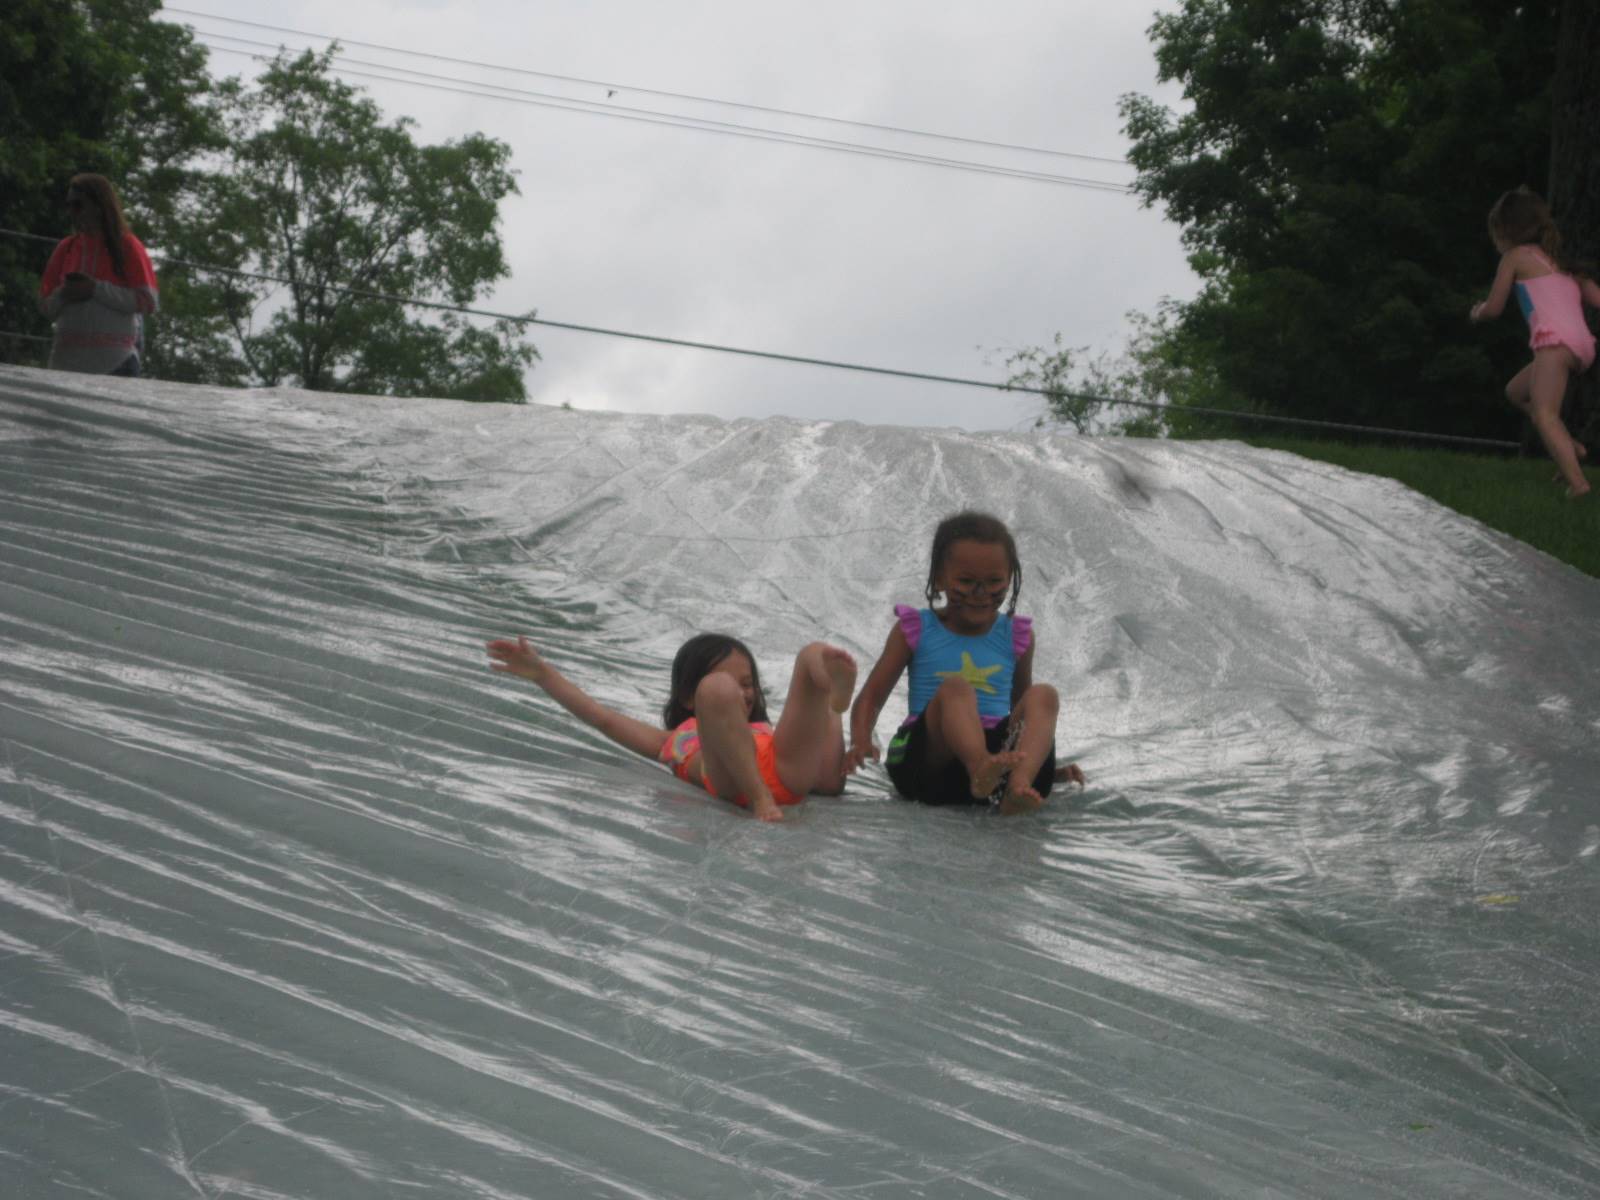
[693,674,782,820]
[922,677,1022,799]
[1512,360,1590,458]
[1525,348,1589,495]
[1504,362,1535,415]
[1511,363,1591,480]
[997,686,1060,814]
[772,643,856,797]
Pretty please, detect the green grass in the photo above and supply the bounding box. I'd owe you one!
[1242,436,1600,580]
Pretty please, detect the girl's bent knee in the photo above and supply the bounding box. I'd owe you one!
[694,673,745,712]
[933,676,977,701]
[1023,683,1059,710]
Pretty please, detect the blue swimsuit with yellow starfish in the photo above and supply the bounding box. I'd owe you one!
[896,604,1031,728]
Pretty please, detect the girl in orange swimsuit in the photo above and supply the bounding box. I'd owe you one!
[486,632,857,821]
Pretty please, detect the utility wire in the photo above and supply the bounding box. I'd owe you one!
[194,40,1132,193]
[165,6,1133,168]
[0,228,1518,450]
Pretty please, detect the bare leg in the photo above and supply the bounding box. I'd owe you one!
[773,643,856,797]
[998,685,1060,815]
[1513,351,1589,495]
[693,674,782,820]
[1505,361,1534,415]
[923,677,1022,800]
[1509,358,1589,460]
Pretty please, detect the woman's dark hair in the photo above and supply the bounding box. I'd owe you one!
[68,173,131,278]
[923,510,1022,614]
[1488,187,1562,262]
[662,633,769,728]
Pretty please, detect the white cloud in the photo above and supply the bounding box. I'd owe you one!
[170,0,1196,429]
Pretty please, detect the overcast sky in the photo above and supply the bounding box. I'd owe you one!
[159,1,1196,432]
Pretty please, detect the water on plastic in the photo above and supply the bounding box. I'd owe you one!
[2,364,1598,1198]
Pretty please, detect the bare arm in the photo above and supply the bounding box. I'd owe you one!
[486,635,668,760]
[1581,276,1600,309]
[1470,249,1520,323]
[38,240,73,319]
[93,279,157,314]
[1011,641,1035,705]
[846,624,912,769]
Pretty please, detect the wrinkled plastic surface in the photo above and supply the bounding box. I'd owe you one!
[2,364,1598,1198]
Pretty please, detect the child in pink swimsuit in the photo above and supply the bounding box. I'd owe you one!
[1470,187,1600,498]
[486,632,856,821]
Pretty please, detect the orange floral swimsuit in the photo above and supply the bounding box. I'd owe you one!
[657,719,804,806]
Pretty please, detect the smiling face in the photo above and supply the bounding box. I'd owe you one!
[935,538,1013,632]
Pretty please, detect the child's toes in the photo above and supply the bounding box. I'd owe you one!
[819,647,857,713]
[998,787,1046,815]
[969,751,1022,799]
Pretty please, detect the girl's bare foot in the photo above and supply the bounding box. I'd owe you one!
[750,791,784,821]
[1566,482,1591,500]
[814,646,858,713]
[969,750,1022,800]
[998,785,1047,815]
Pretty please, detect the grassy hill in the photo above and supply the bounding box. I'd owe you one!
[1244,437,1600,580]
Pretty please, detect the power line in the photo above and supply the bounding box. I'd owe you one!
[164,6,1133,169]
[193,40,1133,193]
[0,228,1518,451]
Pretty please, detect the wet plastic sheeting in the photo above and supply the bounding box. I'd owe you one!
[2,364,1597,1198]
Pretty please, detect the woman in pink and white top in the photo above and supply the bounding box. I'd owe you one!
[38,174,159,377]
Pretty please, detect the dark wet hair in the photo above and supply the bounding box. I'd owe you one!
[68,173,131,278]
[923,510,1022,614]
[1488,187,1562,262]
[662,633,769,728]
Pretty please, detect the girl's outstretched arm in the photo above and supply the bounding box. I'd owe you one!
[486,635,668,760]
[1580,276,1600,309]
[846,624,912,771]
[1470,249,1520,322]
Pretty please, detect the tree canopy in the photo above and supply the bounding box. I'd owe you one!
[1026,0,1572,443]
[1,0,221,365]
[158,48,538,400]
[4,11,536,402]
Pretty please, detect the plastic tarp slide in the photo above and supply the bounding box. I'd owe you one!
[2,363,1598,1198]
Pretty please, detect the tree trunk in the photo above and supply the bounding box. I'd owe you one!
[1549,0,1600,451]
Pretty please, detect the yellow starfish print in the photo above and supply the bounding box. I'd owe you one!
[936,652,1001,694]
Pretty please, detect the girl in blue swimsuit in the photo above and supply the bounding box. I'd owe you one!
[847,511,1085,814]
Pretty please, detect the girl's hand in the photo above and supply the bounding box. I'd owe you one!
[1469,301,1486,323]
[1056,762,1087,788]
[486,635,550,683]
[844,741,879,773]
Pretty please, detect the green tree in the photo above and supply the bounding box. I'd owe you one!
[1021,0,1562,442]
[1124,0,1561,440]
[1003,311,1182,437]
[162,46,537,400]
[1548,0,1600,446]
[0,0,221,367]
